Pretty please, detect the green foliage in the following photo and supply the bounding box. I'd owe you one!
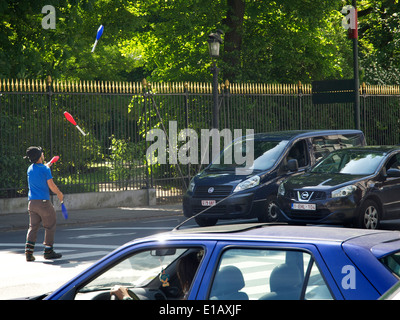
[0,0,143,81]
[0,150,27,198]
[358,1,400,84]
[1,1,398,84]
[0,103,31,197]
[109,135,146,186]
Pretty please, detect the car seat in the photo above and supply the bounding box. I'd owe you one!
[259,263,303,300]
[209,265,249,300]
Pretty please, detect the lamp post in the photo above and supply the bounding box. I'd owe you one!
[207,30,223,129]
[351,0,360,131]
[342,2,360,130]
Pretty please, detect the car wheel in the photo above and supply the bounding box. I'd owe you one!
[195,217,218,227]
[258,199,279,223]
[358,200,380,229]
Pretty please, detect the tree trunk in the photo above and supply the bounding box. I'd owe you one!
[222,0,245,81]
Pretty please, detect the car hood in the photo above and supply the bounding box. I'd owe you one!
[284,172,365,190]
[193,169,257,186]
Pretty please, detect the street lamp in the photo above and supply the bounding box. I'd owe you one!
[207,30,223,129]
[207,29,223,58]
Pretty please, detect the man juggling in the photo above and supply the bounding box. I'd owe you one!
[24,146,63,261]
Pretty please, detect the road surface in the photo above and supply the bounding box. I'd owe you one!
[0,215,191,299]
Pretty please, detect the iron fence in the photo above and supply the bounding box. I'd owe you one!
[1,78,400,203]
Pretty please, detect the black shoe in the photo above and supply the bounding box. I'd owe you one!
[44,250,62,260]
[26,253,35,262]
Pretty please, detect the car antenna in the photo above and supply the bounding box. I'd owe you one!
[173,174,274,231]
[173,193,237,231]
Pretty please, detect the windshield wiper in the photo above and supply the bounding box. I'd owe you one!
[207,166,235,171]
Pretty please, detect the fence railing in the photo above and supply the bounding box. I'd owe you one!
[1,78,400,203]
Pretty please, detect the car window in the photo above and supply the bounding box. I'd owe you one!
[287,140,309,168]
[380,251,400,278]
[312,134,364,162]
[385,154,400,171]
[75,247,204,300]
[208,248,333,300]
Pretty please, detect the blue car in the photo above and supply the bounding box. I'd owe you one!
[41,224,400,300]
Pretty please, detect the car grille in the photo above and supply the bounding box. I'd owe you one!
[287,191,326,201]
[286,209,331,221]
[193,186,233,198]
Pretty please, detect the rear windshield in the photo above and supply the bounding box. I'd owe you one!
[380,252,400,278]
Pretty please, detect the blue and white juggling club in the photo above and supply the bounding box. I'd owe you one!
[91,24,104,52]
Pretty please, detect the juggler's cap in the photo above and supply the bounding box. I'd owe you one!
[25,146,43,163]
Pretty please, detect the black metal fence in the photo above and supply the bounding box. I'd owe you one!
[1,78,400,203]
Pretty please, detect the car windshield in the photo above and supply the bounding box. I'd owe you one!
[78,248,188,293]
[208,139,289,172]
[311,149,386,175]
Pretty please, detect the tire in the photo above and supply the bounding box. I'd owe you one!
[357,200,380,229]
[258,199,279,223]
[195,217,218,227]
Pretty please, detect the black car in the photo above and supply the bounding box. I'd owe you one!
[277,146,400,229]
[183,130,365,226]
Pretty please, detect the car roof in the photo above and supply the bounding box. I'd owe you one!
[172,223,391,241]
[133,224,400,255]
[331,145,400,153]
[247,130,363,141]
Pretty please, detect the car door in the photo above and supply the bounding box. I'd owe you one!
[46,240,217,300]
[195,241,343,300]
[378,153,400,219]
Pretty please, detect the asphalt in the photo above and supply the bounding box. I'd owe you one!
[0,203,183,232]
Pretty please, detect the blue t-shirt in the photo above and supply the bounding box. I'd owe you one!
[27,164,53,200]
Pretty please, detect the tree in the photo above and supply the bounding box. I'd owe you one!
[222,0,245,81]
[222,0,354,82]
[0,0,398,84]
[358,0,400,84]
[0,0,143,81]
[123,0,355,83]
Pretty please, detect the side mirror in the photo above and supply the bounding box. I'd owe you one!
[287,159,299,172]
[387,168,400,178]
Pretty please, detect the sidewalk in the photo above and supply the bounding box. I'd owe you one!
[0,203,183,232]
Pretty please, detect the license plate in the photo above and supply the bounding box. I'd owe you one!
[201,200,216,206]
[291,203,316,211]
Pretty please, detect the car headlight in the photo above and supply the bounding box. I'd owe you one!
[278,183,285,196]
[331,185,357,198]
[233,176,260,193]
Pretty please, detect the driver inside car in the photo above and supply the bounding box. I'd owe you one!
[110,251,203,300]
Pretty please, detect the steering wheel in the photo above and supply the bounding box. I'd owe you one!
[110,286,140,300]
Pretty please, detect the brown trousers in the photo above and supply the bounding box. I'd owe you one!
[26,200,57,247]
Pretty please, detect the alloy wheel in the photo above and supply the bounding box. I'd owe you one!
[363,205,379,229]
